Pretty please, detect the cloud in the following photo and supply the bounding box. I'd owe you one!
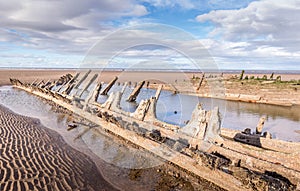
[196,0,300,51]
[140,0,256,10]
[195,0,300,69]
[140,0,196,9]
[208,0,256,10]
[0,0,149,54]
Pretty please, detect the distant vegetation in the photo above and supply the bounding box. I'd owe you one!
[236,70,300,86]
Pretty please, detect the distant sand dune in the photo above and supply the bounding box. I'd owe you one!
[0,104,117,191]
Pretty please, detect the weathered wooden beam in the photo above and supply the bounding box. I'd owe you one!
[36,80,44,87]
[48,81,56,90]
[78,74,98,98]
[83,79,102,110]
[63,83,75,95]
[155,84,163,100]
[11,79,300,189]
[100,76,118,95]
[127,81,145,102]
[41,79,51,88]
[74,70,91,89]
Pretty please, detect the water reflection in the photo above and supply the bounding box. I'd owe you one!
[105,86,300,142]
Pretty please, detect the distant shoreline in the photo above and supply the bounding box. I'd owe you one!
[1,67,300,74]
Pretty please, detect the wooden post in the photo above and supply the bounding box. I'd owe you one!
[64,83,75,95]
[127,81,145,102]
[58,73,79,92]
[78,74,98,98]
[93,82,102,102]
[155,84,163,100]
[100,76,118,95]
[256,116,266,134]
[74,70,91,89]
[36,80,44,87]
[197,73,205,90]
[31,79,38,86]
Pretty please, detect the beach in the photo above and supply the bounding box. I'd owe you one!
[0,69,195,85]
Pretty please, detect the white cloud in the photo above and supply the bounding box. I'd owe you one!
[0,0,149,54]
[196,0,300,50]
[196,0,300,69]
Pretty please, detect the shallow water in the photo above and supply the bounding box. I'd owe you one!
[105,84,300,142]
[1,85,300,143]
[1,85,300,190]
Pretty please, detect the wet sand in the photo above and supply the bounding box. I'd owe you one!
[0,104,117,190]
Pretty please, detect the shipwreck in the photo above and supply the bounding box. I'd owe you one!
[10,70,300,191]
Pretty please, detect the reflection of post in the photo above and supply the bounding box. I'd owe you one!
[256,116,266,134]
[197,73,205,90]
[78,74,98,98]
[127,81,145,102]
[121,82,128,94]
[75,70,91,89]
[100,76,118,95]
[169,84,178,94]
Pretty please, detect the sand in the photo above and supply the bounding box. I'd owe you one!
[0,69,77,85]
[0,69,196,85]
[0,104,117,191]
[1,69,299,87]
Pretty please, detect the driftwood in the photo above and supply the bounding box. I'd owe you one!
[127,81,145,102]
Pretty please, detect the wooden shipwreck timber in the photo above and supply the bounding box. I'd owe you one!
[10,71,300,191]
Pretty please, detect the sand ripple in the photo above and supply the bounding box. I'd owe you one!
[0,104,117,191]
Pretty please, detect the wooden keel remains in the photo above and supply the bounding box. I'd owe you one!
[9,74,300,191]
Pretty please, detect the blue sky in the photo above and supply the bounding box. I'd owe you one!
[0,0,299,70]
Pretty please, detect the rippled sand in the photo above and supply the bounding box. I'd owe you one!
[0,104,117,191]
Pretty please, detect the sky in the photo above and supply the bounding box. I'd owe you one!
[0,0,300,70]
